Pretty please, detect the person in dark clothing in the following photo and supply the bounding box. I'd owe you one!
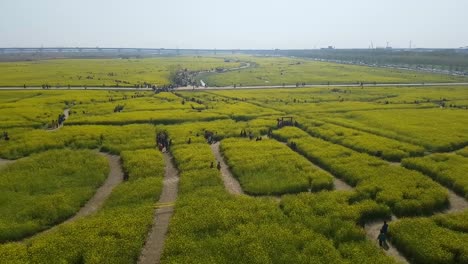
[210,161,214,168]
[377,231,387,248]
[217,161,221,170]
[381,221,388,234]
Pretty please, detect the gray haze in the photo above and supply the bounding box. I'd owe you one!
[1,0,467,49]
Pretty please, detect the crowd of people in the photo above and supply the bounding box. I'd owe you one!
[156,131,171,152]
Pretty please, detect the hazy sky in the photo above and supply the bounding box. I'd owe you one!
[1,0,467,49]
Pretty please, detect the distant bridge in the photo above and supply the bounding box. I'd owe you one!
[0,47,252,55]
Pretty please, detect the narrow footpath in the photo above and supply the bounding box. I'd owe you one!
[364,217,410,264]
[138,152,179,264]
[210,142,244,195]
[64,153,123,222]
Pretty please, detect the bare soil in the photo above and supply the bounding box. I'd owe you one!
[138,152,179,264]
[443,189,468,213]
[333,178,353,191]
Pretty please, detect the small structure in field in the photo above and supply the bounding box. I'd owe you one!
[277,116,294,128]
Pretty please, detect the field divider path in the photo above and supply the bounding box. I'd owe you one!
[22,152,124,240]
[138,152,179,264]
[210,142,245,195]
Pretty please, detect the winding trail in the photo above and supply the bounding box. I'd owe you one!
[138,152,179,264]
[210,142,244,195]
[64,153,123,222]
[24,153,123,239]
[443,189,468,213]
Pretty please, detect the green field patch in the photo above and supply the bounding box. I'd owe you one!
[402,153,468,198]
[301,119,425,161]
[220,138,333,195]
[321,108,468,151]
[273,127,448,216]
[0,149,109,242]
[159,118,277,146]
[161,141,396,264]
[0,57,241,87]
[0,124,156,159]
[201,57,468,86]
[0,148,164,263]
[390,210,468,264]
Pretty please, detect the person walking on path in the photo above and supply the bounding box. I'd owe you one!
[377,231,387,248]
[381,221,389,234]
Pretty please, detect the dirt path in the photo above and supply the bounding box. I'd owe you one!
[334,178,353,191]
[364,218,410,264]
[210,142,244,195]
[138,152,179,264]
[0,158,15,167]
[443,189,468,213]
[64,153,123,222]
